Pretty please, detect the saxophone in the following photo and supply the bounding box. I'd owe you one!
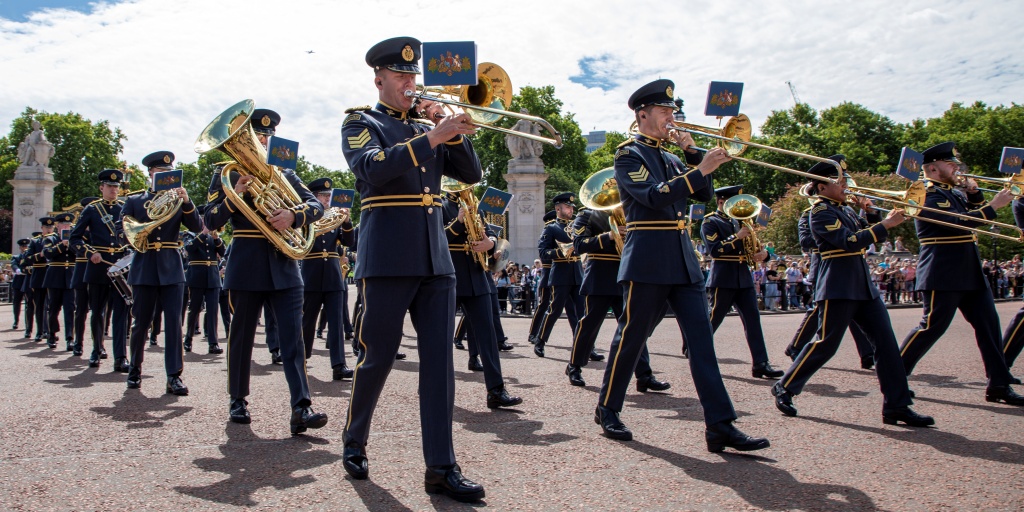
[442,177,489,270]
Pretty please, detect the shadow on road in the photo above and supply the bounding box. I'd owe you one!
[90,390,193,429]
[454,405,576,446]
[624,440,880,511]
[174,425,340,507]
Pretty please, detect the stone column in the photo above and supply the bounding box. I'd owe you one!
[505,157,546,266]
[9,164,58,251]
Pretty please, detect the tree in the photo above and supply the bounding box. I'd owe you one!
[903,102,1024,177]
[0,107,125,211]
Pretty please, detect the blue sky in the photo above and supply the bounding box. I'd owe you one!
[1,0,1022,171]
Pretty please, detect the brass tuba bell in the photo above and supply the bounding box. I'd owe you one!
[722,193,764,269]
[194,100,316,259]
[122,188,183,252]
[578,167,626,254]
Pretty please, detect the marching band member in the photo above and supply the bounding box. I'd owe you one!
[771,155,934,426]
[527,210,556,346]
[999,197,1024,382]
[596,78,768,452]
[43,212,76,350]
[533,193,586,358]
[183,223,225,355]
[701,185,783,379]
[70,170,130,370]
[26,218,55,342]
[70,198,95,356]
[340,36,485,502]
[897,142,1024,405]
[10,239,30,332]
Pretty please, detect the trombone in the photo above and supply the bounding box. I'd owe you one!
[628,114,843,181]
[844,178,1024,242]
[954,171,1024,196]
[404,62,564,148]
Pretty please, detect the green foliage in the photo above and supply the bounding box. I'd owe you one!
[587,131,628,171]
[903,102,1024,177]
[473,85,590,203]
[0,107,125,211]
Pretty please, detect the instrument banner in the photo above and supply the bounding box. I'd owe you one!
[704,81,743,117]
[153,169,182,192]
[896,147,923,181]
[331,188,355,209]
[756,204,772,227]
[267,136,299,169]
[688,204,705,221]
[999,147,1024,174]
[478,187,513,215]
[423,41,478,86]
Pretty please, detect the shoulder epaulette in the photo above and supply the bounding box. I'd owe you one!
[544,219,556,225]
[615,139,635,149]
[86,199,102,207]
[344,105,372,114]
[703,211,715,219]
[801,206,812,214]
[31,234,41,239]
[810,200,827,214]
[125,190,146,197]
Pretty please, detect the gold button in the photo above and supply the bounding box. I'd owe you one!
[427,207,434,214]
[678,220,686,230]
[421,194,433,206]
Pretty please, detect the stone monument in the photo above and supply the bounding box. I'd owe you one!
[8,120,59,251]
[504,111,548,266]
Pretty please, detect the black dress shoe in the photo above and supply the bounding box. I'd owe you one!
[149,338,158,347]
[424,464,485,503]
[533,343,545,358]
[861,355,875,370]
[113,357,130,373]
[468,357,484,372]
[986,385,1024,406]
[752,361,784,379]
[566,364,585,387]
[705,421,770,453]
[183,338,192,353]
[528,335,538,345]
[72,344,83,356]
[345,332,354,341]
[594,405,632,441]
[316,329,324,339]
[589,351,605,362]
[908,388,916,398]
[47,338,57,349]
[395,352,407,360]
[290,406,328,435]
[1009,376,1022,385]
[229,398,251,424]
[343,440,369,479]
[66,341,74,352]
[784,346,798,361]
[166,376,189,396]
[771,382,797,417]
[453,339,466,350]
[126,367,142,389]
[270,349,282,365]
[636,375,671,393]
[88,353,101,368]
[498,340,514,351]
[12,323,17,330]
[23,331,31,339]
[882,406,935,427]
[486,386,523,409]
[333,365,354,380]
[100,347,108,359]
[208,344,223,355]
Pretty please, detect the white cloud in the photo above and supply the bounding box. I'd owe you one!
[1,0,1021,174]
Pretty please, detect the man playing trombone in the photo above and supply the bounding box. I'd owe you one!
[897,142,1024,405]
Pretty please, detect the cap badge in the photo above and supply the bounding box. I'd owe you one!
[839,160,848,170]
[109,173,116,180]
[261,115,271,127]
[163,155,171,164]
[402,44,415,62]
[665,85,673,98]
[325,180,331,188]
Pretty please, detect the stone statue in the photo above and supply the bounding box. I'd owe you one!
[17,120,55,168]
[506,109,544,160]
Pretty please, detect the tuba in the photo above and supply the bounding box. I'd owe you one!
[441,177,511,272]
[122,189,183,252]
[194,100,316,259]
[722,194,764,269]
[578,167,626,254]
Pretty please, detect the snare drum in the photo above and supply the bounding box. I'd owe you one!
[107,253,135,305]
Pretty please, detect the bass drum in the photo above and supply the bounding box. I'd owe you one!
[107,253,135,305]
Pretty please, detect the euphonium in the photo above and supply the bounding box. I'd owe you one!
[194,99,316,259]
[442,177,489,270]
[313,207,350,236]
[722,194,764,269]
[122,188,183,252]
[579,167,626,254]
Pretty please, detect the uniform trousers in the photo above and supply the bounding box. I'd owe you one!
[341,286,354,336]
[33,288,49,338]
[780,297,911,409]
[263,303,280,353]
[528,285,551,341]
[186,287,220,346]
[569,293,657,378]
[129,284,185,376]
[345,275,457,467]
[1000,304,1024,370]
[88,282,128,360]
[302,290,346,367]
[22,285,35,336]
[599,282,736,427]
[788,303,875,359]
[459,293,506,347]
[900,289,1013,387]
[46,288,74,342]
[351,281,365,354]
[228,287,310,407]
[73,286,89,344]
[12,285,26,328]
[708,287,769,364]
[457,293,504,391]
[218,289,231,337]
[537,284,582,344]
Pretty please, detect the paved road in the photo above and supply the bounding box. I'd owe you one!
[1,301,1022,511]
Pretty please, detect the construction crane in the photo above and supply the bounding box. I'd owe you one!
[786,81,801,105]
